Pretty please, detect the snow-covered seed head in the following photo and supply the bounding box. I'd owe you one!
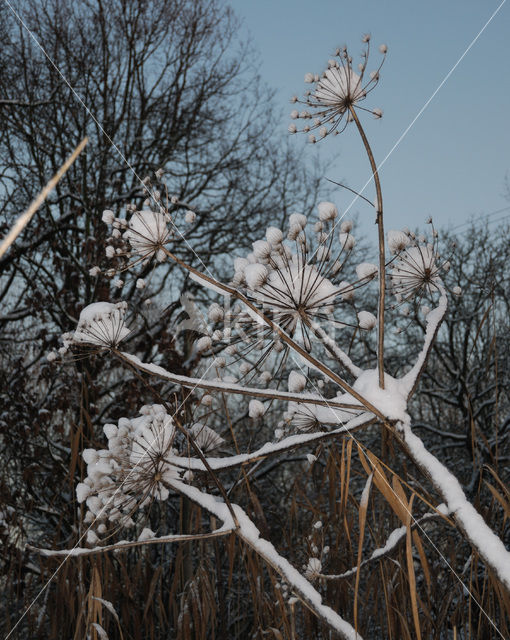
[288,370,307,393]
[189,423,224,453]
[77,406,180,535]
[184,210,196,224]
[291,40,385,138]
[245,263,269,291]
[358,310,377,330]
[339,281,355,301]
[289,213,307,229]
[208,303,224,323]
[390,244,442,301]
[317,201,338,221]
[259,370,272,384]
[387,230,410,254]
[339,232,356,251]
[124,209,170,262]
[304,557,322,581]
[266,226,284,246]
[72,302,130,350]
[102,209,115,225]
[196,336,212,353]
[201,394,213,406]
[249,399,265,419]
[355,262,378,281]
[252,240,272,260]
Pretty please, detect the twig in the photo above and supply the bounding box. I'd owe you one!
[0,137,88,260]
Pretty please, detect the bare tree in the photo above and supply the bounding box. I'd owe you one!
[13,36,510,640]
[0,2,323,636]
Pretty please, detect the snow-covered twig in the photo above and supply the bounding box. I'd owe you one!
[28,526,234,557]
[167,413,376,472]
[319,510,448,580]
[401,286,448,399]
[115,350,365,412]
[168,479,362,640]
[308,321,362,378]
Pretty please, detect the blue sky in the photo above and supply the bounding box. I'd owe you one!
[234,0,510,235]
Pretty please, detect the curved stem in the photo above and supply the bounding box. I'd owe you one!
[348,106,386,388]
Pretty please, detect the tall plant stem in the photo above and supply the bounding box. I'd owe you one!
[349,106,385,388]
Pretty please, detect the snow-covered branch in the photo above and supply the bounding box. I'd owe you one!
[319,509,448,580]
[168,479,362,639]
[116,350,365,411]
[168,412,375,471]
[28,526,234,557]
[309,321,362,378]
[401,286,448,399]
[398,420,510,591]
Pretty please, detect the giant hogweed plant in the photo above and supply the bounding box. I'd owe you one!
[40,38,510,638]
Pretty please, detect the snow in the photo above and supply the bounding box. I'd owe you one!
[195,336,212,353]
[317,201,338,221]
[288,370,306,393]
[289,213,307,228]
[184,210,196,224]
[245,263,268,290]
[355,262,378,280]
[352,369,408,421]
[338,233,355,251]
[168,413,374,472]
[315,66,364,108]
[73,302,130,347]
[119,352,360,411]
[188,423,224,452]
[32,523,235,557]
[256,263,338,319]
[266,227,283,245]
[124,209,169,257]
[309,322,362,377]
[102,209,114,224]
[357,310,376,330]
[401,420,510,591]
[401,288,448,397]
[189,271,229,296]
[249,399,265,418]
[387,230,410,254]
[168,480,362,639]
[252,240,271,260]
